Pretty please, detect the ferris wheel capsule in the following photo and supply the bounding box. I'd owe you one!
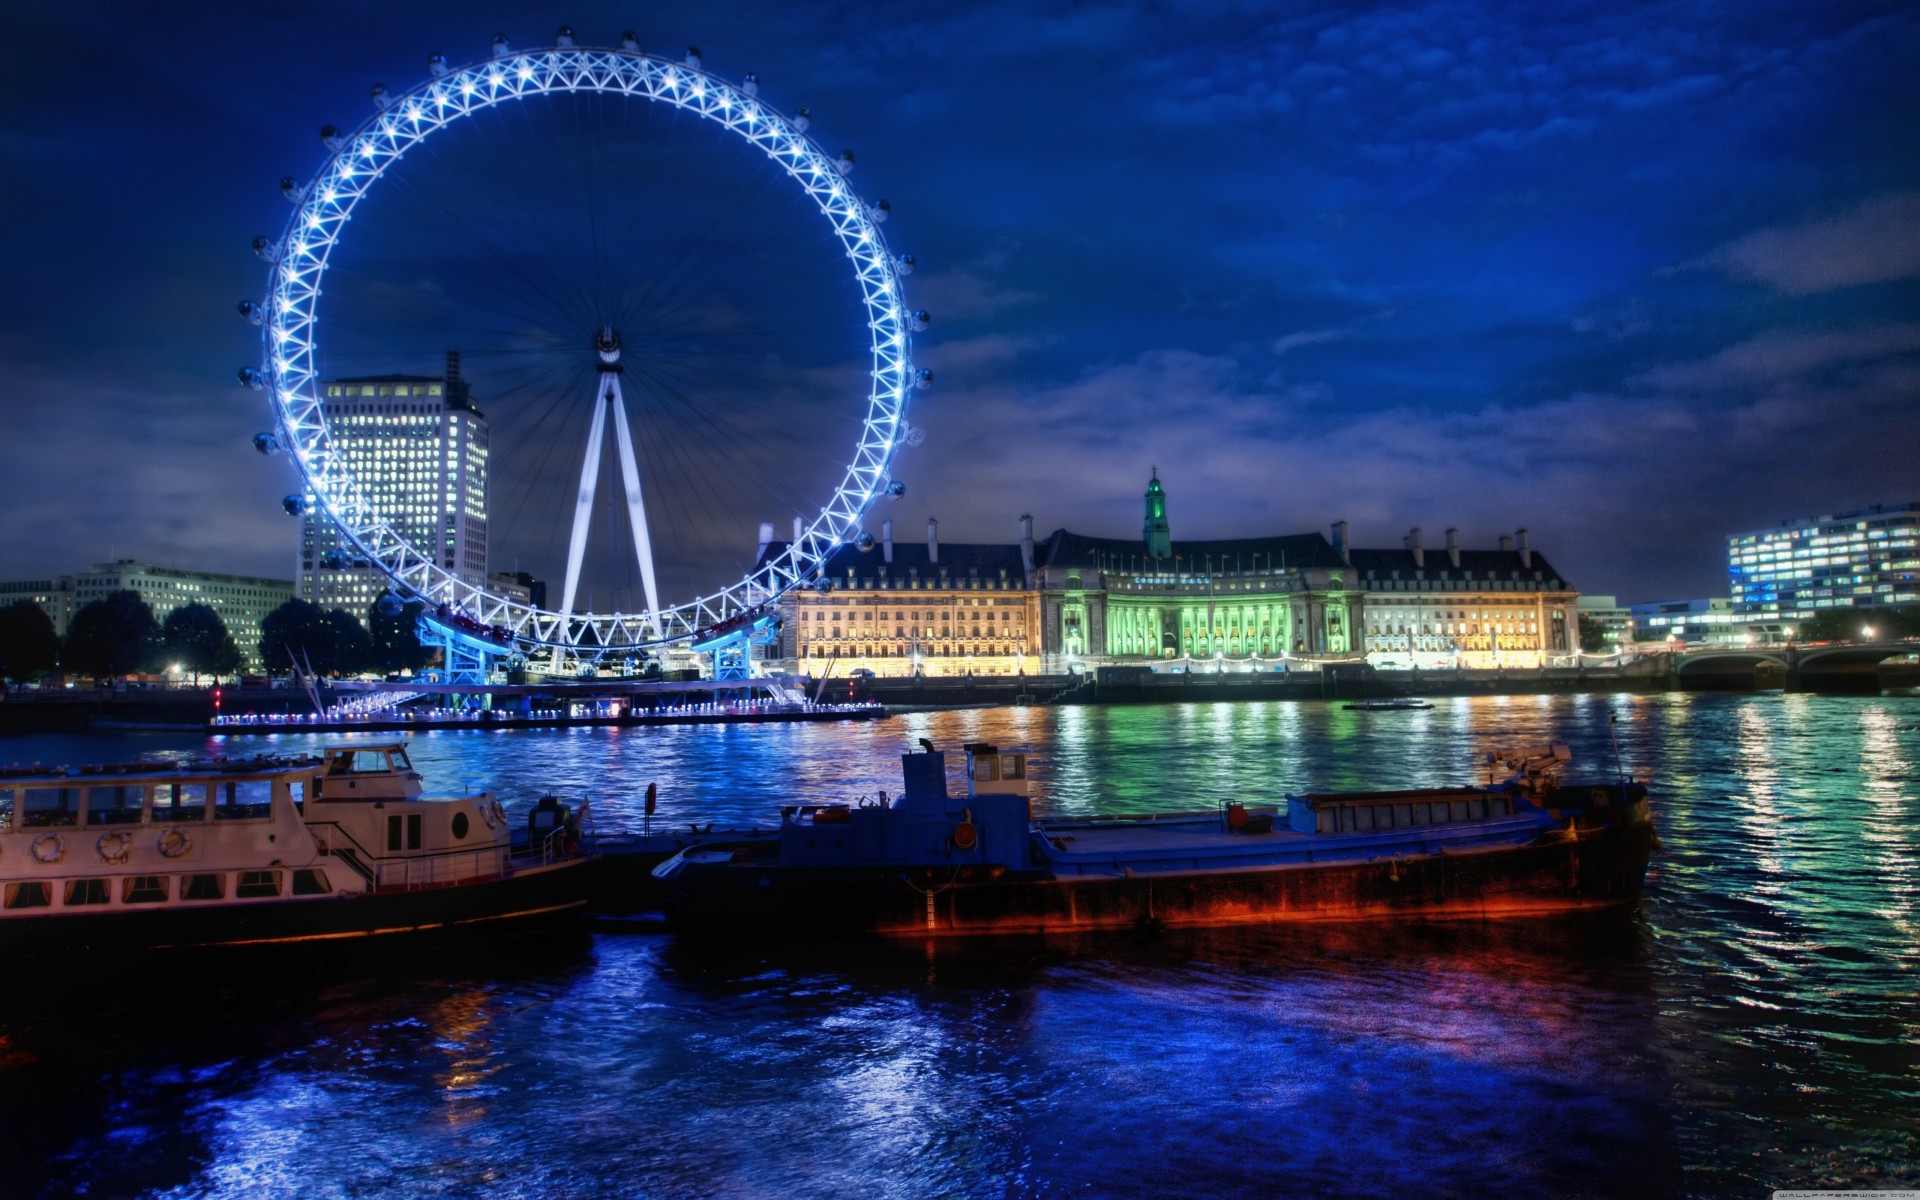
[281,495,306,517]
[237,300,265,326]
[684,46,703,68]
[376,593,406,618]
[914,369,934,390]
[910,309,930,332]
[491,34,511,59]
[894,253,915,276]
[322,550,347,570]
[856,532,877,552]
[621,31,640,52]
[370,83,392,109]
[867,198,890,223]
[320,125,347,152]
[791,107,811,132]
[251,236,280,262]
[556,26,576,49]
[427,54,449,77]
[252,432,280,455]
[279,176,306,203]
[836,150,856,175]
[888,481,907,499]
[741,72,759,96]
[237,367,267,390]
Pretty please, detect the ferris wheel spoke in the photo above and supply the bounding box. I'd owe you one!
[262,44,915,651]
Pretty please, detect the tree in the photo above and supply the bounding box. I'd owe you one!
[321,609,375,677]
[0,600,59,680]
[161,602,243,683]
[1796,606,1920,642]
[64,590,161,679]
[1577,614,1609,653]
[367,592,432,673]
[261,599,377,677]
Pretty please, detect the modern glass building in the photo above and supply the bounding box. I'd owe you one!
[1728,502,1920,618]
[299,354,490,618]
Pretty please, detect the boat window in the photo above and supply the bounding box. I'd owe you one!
[387,813,423,851]
[0,788,12,833]
[388,748,412,772]
[123,875,169,904]
[181,874,225,901]
[1003,755,1026,780]
[64,878,112,906]
[235,870,281,898]
[353,750,391,773]
[5,882,51,909]
[151,783,208,823]
[287,779,307,811]
[85,785,144,826]
[291,868,332,896]
[215,780,274,821]
[1490,796,1510,817]
[21,787,79,828]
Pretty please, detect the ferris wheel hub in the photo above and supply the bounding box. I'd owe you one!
[595,326,623,372]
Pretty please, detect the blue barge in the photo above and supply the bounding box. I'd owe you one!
[651,742,1654,937]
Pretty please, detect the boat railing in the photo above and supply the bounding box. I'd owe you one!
[309,818,512,889]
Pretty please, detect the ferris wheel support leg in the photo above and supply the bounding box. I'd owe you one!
[559,388,612,622]
[607,377,662,639]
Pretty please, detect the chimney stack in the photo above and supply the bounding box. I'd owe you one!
[1331,520,1349,565]
[1019,514,1035,578]
[1408,527,1425,570]
[1499,534,1514,552]
[445,350,461,382]
[882,518,894,564]
[927,518,939,564]
[1446,527,1461,569]
[757,521,774,561]
[1516,528,1533,569]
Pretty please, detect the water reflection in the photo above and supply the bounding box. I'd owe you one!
[1,692,1916,1196]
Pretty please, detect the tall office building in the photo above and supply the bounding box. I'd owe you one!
[300,353,489,616]
[1729,502,1920,618]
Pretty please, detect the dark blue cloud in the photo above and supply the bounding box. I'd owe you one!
[0,0,1915,605]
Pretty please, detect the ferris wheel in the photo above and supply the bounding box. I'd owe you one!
[240,29,929,656]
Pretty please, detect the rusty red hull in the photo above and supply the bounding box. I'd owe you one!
[662,823,1655,939]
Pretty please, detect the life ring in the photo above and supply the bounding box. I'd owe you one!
[97,831,132,864]
[31,833,64,865]
[952,810,978,852]
[480,799,502,831]
[157,828,192,859]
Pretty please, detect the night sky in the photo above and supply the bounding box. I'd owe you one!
[1,0,1915,607]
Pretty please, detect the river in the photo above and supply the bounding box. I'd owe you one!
[1,692,1915,1198]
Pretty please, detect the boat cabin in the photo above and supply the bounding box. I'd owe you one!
[316,743,424,801]
[777,743,1034,870]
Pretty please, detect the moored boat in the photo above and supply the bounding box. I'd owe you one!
[0,743,591,957]
[651,741,1654,938]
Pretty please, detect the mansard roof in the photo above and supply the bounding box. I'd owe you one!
[757,540,1030,582]
[1038,529,1346,572]
[1343,546,1568,585]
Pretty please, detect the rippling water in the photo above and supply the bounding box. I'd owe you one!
[2,693,1915,1198]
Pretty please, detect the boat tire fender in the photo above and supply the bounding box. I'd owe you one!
[32,833,64,865]
[97,831,132,864]
[952,809,977,852]
[158,828,191,858]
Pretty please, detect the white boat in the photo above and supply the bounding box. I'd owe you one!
[0,743,590,955]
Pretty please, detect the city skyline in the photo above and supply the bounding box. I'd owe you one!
[0,1,1914,606]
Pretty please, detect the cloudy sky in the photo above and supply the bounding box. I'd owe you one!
[1,0,1915,605]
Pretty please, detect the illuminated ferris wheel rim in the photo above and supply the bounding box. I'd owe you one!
[256,40,918,652]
